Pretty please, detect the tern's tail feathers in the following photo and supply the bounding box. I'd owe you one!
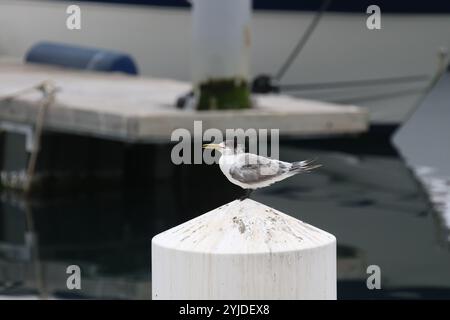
[290,159,322,173]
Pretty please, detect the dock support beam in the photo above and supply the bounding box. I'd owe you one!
[191,0,252,110]
[152,199,337,299]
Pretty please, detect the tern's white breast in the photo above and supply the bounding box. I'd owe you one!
[219,154,248,189]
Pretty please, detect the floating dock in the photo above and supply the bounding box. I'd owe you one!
[0,60,369,193]
[0,61,368,143]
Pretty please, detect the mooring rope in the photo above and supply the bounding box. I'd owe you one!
[275,0,333,80]
[0,80,58,193]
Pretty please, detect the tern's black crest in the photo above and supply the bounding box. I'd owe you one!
[224,139,245,154]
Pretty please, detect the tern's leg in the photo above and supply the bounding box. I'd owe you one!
[239,189,253,201]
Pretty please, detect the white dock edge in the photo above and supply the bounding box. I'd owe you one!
[0,61,368,143]
[152,199,336,300]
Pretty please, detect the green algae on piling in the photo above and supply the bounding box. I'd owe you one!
[196,78,251,110]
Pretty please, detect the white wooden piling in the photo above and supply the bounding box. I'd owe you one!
[152,199,336,300]
[191,0,251,83]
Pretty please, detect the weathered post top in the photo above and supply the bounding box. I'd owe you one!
[152,199,337,300]
[153,199,335,253]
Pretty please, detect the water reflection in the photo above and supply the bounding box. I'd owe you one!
[1,143,450,299]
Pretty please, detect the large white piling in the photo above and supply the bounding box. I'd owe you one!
[191,0,251,83]
[152,199,336,300]
[191,0,252,109]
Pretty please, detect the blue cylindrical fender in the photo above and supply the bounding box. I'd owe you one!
[25,41,139,75]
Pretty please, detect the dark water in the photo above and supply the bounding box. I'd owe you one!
[1,138,450,299]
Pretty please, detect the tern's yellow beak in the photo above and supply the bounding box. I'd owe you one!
[202,143,222,150]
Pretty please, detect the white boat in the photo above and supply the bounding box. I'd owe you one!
[1,0,450,127]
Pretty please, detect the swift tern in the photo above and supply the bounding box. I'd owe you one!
[203,140,321,200]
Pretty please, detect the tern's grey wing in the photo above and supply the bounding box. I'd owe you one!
[229,154,290,184]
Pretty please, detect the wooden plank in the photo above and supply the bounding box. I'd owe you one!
[0,61,368,142]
